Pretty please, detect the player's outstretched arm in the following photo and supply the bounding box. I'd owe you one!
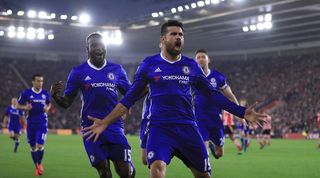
[82,103,129,142]
[2,116,8,128]
[50,81,76,109]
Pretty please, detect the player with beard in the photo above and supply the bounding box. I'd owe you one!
[83,20,267,178]
[50,32,135,178]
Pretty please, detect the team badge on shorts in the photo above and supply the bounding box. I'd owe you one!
[182,66,190,75]
[108,73,115,80]
[147,151,155,159]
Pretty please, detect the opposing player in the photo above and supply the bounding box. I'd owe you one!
[50,32,135,178]
[17,74,51,176]
[83,20,266,178]
[193,49,241,159]
[222,111,243,153]
[2,97,25,153]
[318,112,320,149]
[237,100,250,152]
[261,112,272,148]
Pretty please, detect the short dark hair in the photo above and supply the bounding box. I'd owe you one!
[86,32,103,43]
[161,20,184,36]
[195,49,208,55]
[32,73,43,81]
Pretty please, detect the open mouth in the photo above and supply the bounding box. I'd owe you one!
[174,41,181,50]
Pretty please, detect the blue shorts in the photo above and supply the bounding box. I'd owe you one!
[8,123,22,135]
[198,118,225,147]
[83,130,132,166]
[146,124,211,173]
[140,119,149,149]
[26,123,47,147]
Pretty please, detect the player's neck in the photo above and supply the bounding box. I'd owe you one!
[203,67,210,75]
[32,87,42,93]
[89,58,106,68]
[161,51,180,62]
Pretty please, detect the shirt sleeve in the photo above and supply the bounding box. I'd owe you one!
[120,61,149,109]
[191,64,245,118]
[217,73,228,90]
[18,90,28,105]
[5,107,10,116]
[64,68,80,98]
[117,65,132,96]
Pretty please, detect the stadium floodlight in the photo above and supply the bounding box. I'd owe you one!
[18,26,24,31]
[48,34,54,40]
[17,31,26,39]
[27,27,35,32]
[264,21,273,29]
[258,15,264,22]
[211,0,220,4]
[17,11,24,16]
[6,9,12,15]
[257,23,265,30]
[242,26,249,32]
[171,8,177,14]
[249,24,257,31]
[71,15,78,20]
[50,13,56,19]
[184,5,190,10]
[79,13,90,24]
[191,3,197,8]
[8,26,15,31]
[60,14,68,20]
[8,31,16,38]
[0,31,4,36]
[27,32,36,40]
[37,28,44,33]
[197,1,205,7]
[28,10,37,18]
[205,0,211,5]
[177,6,184,12]
[38,11,47,19]
[265,13,272,22]
[151,12,159,18]
[37,33,45,40]
[149,20,160,26]
[158,11,164,16]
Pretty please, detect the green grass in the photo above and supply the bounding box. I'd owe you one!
[0,134,319,178]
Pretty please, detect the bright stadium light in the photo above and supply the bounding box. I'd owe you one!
[38,11,47,19]
[264,21,273,29]
[27,32,36,40]
[37,33,45,40]
[242,26,249,32]
[0,31,4,36]
[60,14,68,20]
[265,13,272,22]
[18,26,24,31]
[17,11,24,16]
[151,12,159,18]
[50,13,56,19]
[197,1,205,7]
[71,15,78,21]
[258,15,264,22]
[79,13,90,24]
[158,11,164,16]
[6,9,12,15]
[205,0,211,5]
[8,26,15,31]
[27,27,35,32]
[211,0,220,4]
[37,28,44,33]
[257,23,265,30]
[28,10,37,18]
[48,34,54,40]
[17,31,26,39]
[177,6,184,12]
[8,31,16,38]
[249,24,257,31]
[191,3,197,8]
[171,8,177,13]
[184,5,190,10]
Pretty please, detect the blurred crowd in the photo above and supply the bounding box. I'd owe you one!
[0,52,319,136]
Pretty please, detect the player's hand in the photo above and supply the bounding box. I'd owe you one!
[50,81,63,97]
[82,116,108,142]
[43,106,49,113]
[244,102,268,127]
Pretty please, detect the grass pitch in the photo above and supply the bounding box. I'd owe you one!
[0,134,319,178]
